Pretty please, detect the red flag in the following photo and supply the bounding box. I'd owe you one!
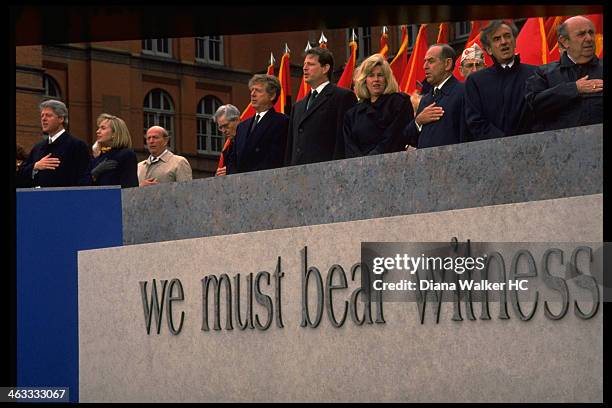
[379,27,389,59]
[296,42,312,102]
[437,22,449,44]
[515,17,548,65]
[401,24,428,95]
[390,25,409,86]
[453,20,494,81]
[548,42,560,62]
[217,137,232,170]
[274,47,292,114]
[240,55,275,120]
[338,38,358,89]
[545,16,565,51]
[585,14,603,58]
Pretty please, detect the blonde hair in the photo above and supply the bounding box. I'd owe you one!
[353,54,399,101]
[96,113,132,149]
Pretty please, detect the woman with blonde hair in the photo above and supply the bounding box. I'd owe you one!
[89,113,138,187]
[343,54,414,157]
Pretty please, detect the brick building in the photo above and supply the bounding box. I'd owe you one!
[15,23,488,178]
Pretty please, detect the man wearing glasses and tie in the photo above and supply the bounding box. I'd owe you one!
[285,47,357,166]
[227,74,288,174]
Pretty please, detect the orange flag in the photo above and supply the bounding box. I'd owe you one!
[274,45,292,114]
[437,22,449,44]
[338,33,358,89]
[390,25,409,86]
[240,53,275,120]
[585,14,603,58]
[453,20,493,81]
[379,26,389,58]
[515,17,548,65]
[401,24,428,95]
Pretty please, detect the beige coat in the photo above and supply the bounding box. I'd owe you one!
[137,151,192,184]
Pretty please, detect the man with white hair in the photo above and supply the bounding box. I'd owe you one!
[459,43,486,79]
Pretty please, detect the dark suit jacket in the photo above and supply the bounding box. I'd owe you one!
[465,55,537,140]
[18,131,91,187]
[228,108,289,174]
[285,83,357,165]
[344,92,413,157]
[90,148,138,188]
[404,76,469,149]
[525,53,602,132]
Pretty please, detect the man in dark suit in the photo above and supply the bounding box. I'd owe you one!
[464,20,537,141]
[285,47,357,165]
[228,74,288,174]
[404,44,469,149]
[525,15,603,132]
[17,99,91,187]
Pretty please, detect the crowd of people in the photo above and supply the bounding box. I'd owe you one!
[16,17,602,188]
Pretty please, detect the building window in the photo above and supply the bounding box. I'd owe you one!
[43,75,61,99]
[454,21,472,41]
[196,96,223,155]
[348,27,372,62]
[142,38,172,57]
[195,36,224,64]
[143,89,175,151]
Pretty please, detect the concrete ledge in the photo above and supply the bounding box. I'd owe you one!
[122,124,602,245]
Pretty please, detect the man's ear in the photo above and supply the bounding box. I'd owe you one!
[322,64,330,76]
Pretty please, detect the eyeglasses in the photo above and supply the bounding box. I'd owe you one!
[463,62,484,69]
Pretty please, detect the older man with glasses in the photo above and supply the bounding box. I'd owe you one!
[213,104,240,176]
[459,43,485,79]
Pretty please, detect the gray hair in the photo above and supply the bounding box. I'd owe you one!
[480,20,519,51]
[213,104,240,123]
[248,74,282,104]
[39,99,69,126]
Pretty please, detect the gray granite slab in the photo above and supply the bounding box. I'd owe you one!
[122,124,602,245]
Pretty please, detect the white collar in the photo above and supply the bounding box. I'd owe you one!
[501,57,516,69]
[254,109,270,120]
[48,128,66,143]
[433,74,453,92]
[312,81,330,94]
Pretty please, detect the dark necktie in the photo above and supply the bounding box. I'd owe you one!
[149,155,160,164]
[306,90,318,110]
[432,87,440,98]
[251,114,261,132]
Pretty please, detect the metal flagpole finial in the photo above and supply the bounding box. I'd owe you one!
[382,26,388,35]
[304,41,312,52]
[350,29,357,43]
[284,43,290,54]
[269,52,275,66]
[319,32,328,44]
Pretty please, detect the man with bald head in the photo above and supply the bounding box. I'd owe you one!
[525,15,603,132]
[138,125,192,186]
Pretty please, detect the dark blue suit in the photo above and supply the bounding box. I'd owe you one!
[90,148,138,188]
[18,131,91,187]
[465,55,537,140]
[228,108,289,174]
[404,75,469,149]
[344,92,413,157]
